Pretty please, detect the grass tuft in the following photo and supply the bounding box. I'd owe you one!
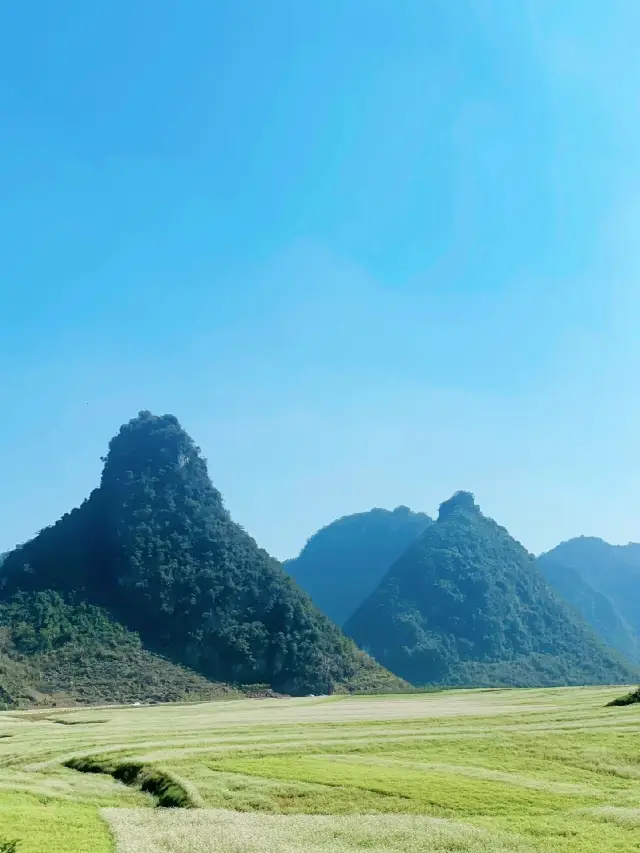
[139,771,194,808]
[64,755,117,775]
[111,762,144,786]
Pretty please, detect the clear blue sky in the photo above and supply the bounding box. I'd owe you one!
[2,0,639,560]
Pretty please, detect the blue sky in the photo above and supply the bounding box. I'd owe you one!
[1,0,639,559]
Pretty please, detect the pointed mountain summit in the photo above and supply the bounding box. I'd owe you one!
[285,506,432,625]
[1,412,402,700]
[344,492,635,687]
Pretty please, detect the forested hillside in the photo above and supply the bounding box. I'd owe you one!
[0,591,233,708]
[345,492,636,688]
[538,553,640,664]
[0,411,403,701]
[285,507,432,625]
[543,537,640,645]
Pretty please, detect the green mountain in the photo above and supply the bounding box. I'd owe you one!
[344,492,636,687]
[285,507,432,625]
[537,553,640,664]
[0,411,402,702]
[543,537,640,642]
[0,591,235,709]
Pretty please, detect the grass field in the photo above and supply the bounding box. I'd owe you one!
[1,686,640,852]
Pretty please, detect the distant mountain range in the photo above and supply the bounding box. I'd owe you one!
[288,505,640,682]
[540,538,640,663]
[284,506,432,625]
[342,492,634,687]
[1,414,637,708]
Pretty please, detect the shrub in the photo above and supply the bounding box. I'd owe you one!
[607,687,640,707]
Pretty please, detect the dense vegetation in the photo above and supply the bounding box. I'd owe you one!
[543,537,640,651]
[344,492,636,687]
[538,553,640,663]
[0,412,402,700]
[0,590,234,708]
[285,507,432,625]
[607,686,640,706]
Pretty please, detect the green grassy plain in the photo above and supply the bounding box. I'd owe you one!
[1,686,640,852]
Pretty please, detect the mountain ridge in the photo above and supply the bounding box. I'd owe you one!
[285,506,432,625]
[543,537,640,652]
[537,552,640,664]
[344,492,636,688]
[0,411,403,703]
